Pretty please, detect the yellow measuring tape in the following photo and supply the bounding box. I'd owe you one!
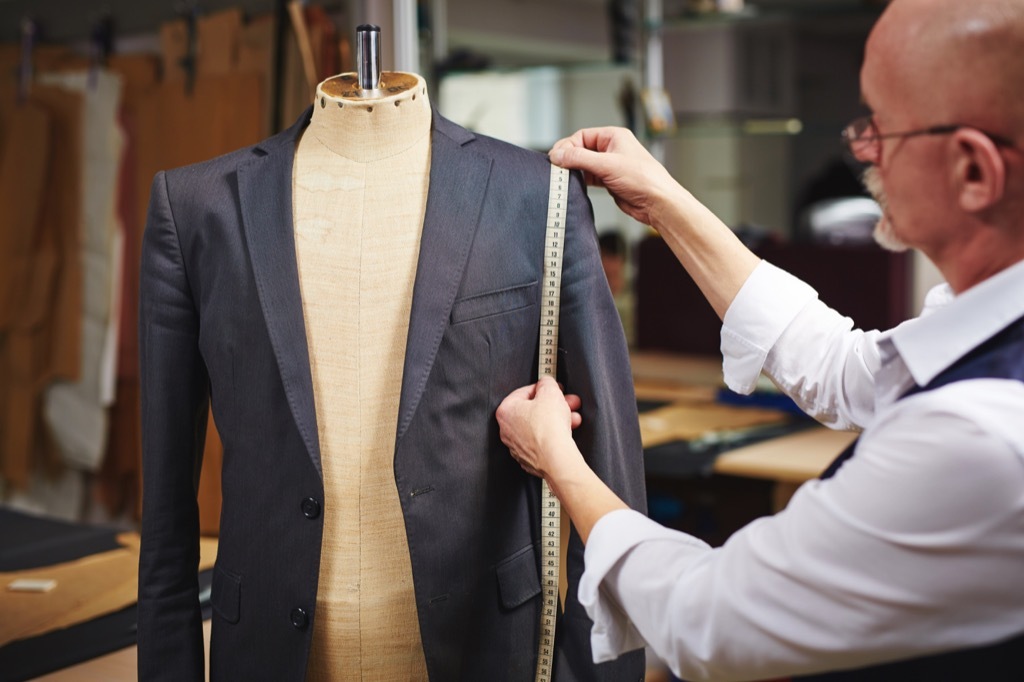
[535,164,569,682]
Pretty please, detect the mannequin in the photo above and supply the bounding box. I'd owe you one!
[292,71,431,679]
[137,43,646,680]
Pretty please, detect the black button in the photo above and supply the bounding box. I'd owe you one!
[290,607,308,630]
[301,497,321,519]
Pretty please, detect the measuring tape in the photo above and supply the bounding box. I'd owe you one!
[535,164,568,682]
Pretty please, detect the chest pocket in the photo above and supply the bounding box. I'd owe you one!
[450,280,537,325]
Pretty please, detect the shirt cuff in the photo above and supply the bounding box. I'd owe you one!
[580,509,694,663]
[721,260,818,394]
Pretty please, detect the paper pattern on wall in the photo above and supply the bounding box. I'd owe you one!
[39,70,125,472]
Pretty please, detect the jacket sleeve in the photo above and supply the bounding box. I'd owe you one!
[137,170,208,681]
[553,169,647,681]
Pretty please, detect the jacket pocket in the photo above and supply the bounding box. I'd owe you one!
[451,280,537,325]
[211,565,241,624]
[495,543,541,610]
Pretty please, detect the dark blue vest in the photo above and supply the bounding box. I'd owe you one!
[797,314,1024,681]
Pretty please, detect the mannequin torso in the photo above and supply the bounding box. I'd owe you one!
[292,72,431,680]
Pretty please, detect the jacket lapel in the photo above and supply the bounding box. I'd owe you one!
[396,115,493,441]
[235,109,490,463]
[236,108,323,477]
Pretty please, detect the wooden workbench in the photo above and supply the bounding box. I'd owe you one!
[632,351,858,509]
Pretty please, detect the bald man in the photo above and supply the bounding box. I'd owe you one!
[496,0,1024,679]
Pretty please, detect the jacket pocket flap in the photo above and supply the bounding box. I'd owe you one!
[451,281,537,325]
[496,543,541,610]
[211,565,241,624]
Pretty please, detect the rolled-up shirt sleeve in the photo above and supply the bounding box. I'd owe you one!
[580,509,710,663]
[721,261,818,394]
[722,260,883,430]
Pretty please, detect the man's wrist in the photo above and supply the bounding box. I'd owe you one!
[542,435,585,484]
[649,182,694,235]
[550,459,629,545]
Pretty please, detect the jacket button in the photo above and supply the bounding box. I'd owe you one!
[301,497,321,519]
[290,607,308,630]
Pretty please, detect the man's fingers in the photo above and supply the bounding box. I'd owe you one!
[550,127,597,152]
[550,135,580,153]
[548,144,610,175]
[496,382,538,427]
[552,126,630,153]
[504,382,538,404]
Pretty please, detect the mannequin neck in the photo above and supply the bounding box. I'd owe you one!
[306,72,431,163]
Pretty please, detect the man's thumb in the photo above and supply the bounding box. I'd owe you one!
[549,144,592,170]
[535,375,562,397]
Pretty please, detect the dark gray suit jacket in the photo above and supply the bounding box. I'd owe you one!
[138,108,647,681]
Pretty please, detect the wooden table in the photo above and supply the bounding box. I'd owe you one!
[714,427,857,510]
[632,351,858,509]
[631,350,724,403]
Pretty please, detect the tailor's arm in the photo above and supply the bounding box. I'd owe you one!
[551,127,884,430]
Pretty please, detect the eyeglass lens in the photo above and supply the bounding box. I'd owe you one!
[845,117,878,164]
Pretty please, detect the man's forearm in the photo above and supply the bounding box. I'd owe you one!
[652,184,760,320]
[545,440,629,545]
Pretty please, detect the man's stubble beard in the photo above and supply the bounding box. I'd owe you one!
[863,166,909,252]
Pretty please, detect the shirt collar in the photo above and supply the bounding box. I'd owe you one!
[891,258,1024,387]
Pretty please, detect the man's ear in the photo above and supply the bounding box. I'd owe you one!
[952,128,1006,212]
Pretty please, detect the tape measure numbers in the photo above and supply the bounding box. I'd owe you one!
[535,164,569,682]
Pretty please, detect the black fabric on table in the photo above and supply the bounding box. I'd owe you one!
[0,508,213,681]
[637,400,813,478]
[0,508,122,571]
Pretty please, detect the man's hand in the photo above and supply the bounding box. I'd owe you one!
[548,127,682,228]
[496,376,583,480]
[551,126,760,319]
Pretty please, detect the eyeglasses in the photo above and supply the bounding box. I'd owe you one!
[841,115,1015,165]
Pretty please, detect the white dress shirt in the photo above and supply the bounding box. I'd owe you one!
[580,258,1024,681]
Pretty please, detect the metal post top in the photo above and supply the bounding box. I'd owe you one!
[356,24,383,94]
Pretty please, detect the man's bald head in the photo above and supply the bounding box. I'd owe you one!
[865,0,1024,142]
[857,0,1024,289]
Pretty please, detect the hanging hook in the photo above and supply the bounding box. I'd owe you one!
[18,16,36,104]
[174,1,199,95]
[89,10,115,91]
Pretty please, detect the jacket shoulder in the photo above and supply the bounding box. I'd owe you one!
[165,143,261,179]
[433,112,550,170]
[162,107,309,183]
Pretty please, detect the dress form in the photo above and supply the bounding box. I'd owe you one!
[292,69,431,680]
